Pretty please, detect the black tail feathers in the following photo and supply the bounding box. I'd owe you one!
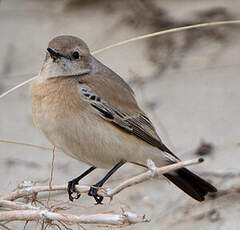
[164,168,217,201]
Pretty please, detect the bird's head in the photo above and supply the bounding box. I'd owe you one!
[40,35,92,79]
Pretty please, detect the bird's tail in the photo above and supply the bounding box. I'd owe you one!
[164,167,217,201]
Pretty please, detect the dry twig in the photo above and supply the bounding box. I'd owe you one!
[0,158,202,201]
[0,158,203,227]
[0,210,149,226]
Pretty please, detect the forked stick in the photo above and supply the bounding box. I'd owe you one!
[0,158,203,227]
[0,158,203,201]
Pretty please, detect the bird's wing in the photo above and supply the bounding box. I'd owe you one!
[78,81,179,161]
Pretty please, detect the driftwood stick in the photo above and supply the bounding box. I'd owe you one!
[0,210,149,225]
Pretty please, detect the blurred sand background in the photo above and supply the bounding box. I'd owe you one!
[1,0,240,229]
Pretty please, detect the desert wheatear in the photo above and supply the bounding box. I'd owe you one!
[31,35,217,204]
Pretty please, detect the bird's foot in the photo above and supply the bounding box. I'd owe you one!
[68,179,81,202]
[88,184,104,205]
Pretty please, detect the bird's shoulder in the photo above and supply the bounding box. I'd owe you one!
[79,68,138,114]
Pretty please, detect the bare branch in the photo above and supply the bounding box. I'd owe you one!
[0,184,68,201]
[0,158,205,228]
[103,158,203,198]
[0,158,203,201]
[0,210,149,226]
[0,200,39,210]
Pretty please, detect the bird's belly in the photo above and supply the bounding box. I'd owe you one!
[34,112,114,167]
[35,109,166,169]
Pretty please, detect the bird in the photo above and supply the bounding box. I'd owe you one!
[31,35,217,204]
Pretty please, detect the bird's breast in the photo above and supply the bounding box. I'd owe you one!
[30,77,166,169]
[30,77,134,167]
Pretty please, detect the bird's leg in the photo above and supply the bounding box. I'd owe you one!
[88,160,126,204]
[68,166,96,201]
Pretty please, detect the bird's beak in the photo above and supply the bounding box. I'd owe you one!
[47,48,63,60]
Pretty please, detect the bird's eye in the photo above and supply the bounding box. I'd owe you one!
[72,51,80,59]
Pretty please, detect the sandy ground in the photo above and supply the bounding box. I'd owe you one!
[1,0,240,229]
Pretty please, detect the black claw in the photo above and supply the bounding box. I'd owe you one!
[88,186,104,204]
[86,161,125,204]
[68,180,81,202]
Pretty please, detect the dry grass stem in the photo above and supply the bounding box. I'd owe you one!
[47,147,56,206]
[92,20,240,55]
[0,75,38,99]
[0,139,52,151]
[0,20,240,100]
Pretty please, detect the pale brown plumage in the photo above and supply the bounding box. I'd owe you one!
[31,35,217,202]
